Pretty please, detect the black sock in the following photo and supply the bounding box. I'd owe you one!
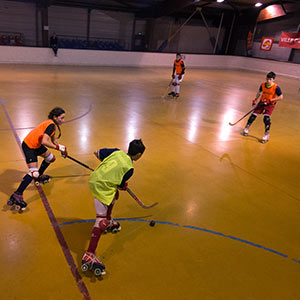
[38,160,50,175]
[16,174,33,195]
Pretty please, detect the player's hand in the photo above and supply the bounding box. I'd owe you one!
[94,150,100,160]
[178,74,182,80]
[118,182,128,191]
[61,149,68,158]
[56,144,67,158]
[252,99,257,106]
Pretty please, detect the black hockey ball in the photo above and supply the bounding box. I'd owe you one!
[149,220,155,227]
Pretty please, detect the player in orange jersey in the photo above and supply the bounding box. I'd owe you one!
[168,53,185,98]
[8,107,68,212]
[242,72,283,143]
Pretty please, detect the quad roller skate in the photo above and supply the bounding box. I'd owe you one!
[104,220,121,234]
[81,252,106,276]
[261,131,270,144]
[7,193,27,213]
[168,91,175,97]
[34,174,51,186]
[242,126,250,136]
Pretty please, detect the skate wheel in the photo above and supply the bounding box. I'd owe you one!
[94,268,105,276]
[81,264,89,272]
[35,181,40,186]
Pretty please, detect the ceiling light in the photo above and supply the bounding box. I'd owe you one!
[255,2,263,7]
[217,0,224,2]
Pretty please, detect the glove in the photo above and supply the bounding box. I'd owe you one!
[178,74,182,80]
[118,182,128,191]
[56,144,67,158]
[252,99,257,106]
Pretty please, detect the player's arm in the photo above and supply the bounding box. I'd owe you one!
[41,124,58,149]
[42,124,67,156]
[273,86,283,102]
[94,148,119,161]
[118,168,134,190]
[172,64,175,78]
[252,87,262,106]
[41,133,58,149]
[181,61,185,75]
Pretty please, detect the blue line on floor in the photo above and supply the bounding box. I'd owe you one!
[58,218,298,265]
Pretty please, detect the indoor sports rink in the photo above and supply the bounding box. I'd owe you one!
[0,63,300,299]
[1,0,300,299]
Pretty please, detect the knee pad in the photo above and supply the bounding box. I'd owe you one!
[45,153,56,163]
[264,115,271,131]
[28,168,39,179]
[95,217,110,231]
[248,114,257,124]
[172,82,177,86]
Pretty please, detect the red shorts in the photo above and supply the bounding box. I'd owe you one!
[253,103,276,116]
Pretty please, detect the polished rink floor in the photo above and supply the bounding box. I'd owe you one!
[0,64,300,300]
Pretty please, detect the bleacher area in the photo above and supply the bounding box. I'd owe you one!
[0,32,23,46]
[58,36,125,51]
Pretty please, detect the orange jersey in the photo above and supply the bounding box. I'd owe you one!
[174,59,184,74]
[23,120,55,149]
[260,83,278,104]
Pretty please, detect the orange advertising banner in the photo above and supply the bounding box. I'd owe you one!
[279,32,300,49]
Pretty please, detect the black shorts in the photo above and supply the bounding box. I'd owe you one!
[22,142,48,164]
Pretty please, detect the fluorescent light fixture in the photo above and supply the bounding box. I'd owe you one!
[217,0,224,2]
[194,0,201,2]
[255,2,263,7]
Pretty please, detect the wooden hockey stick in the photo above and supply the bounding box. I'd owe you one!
[161,79,173,98]
[229,107,256,126]
[126,187,158,209]
[229,100,282,126]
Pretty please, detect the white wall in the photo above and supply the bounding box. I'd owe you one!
[0,45,299,78]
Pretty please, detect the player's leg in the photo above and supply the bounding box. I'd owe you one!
[36,148,56,184]
[82,198,109,274]
[8,142,39,212]
[175,74,184,97]
[104,192,121,233]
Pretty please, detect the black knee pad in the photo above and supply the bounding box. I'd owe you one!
[263,115,271,131]
[247,114,257,125]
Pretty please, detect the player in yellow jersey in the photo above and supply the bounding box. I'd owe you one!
[243,72,283,143]
[168,53,185,98]
[8,107,67,212]
[81,139,146,276]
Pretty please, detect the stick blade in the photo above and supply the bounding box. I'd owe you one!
[141,202,159,209]
[229,122,235,126]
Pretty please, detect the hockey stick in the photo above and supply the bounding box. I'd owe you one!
[229,100,282,126]
[126,187,158,209]
[161,79,173,98]
[66,155,95,171]
[228,107,256,126]
[66,155,158,209]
